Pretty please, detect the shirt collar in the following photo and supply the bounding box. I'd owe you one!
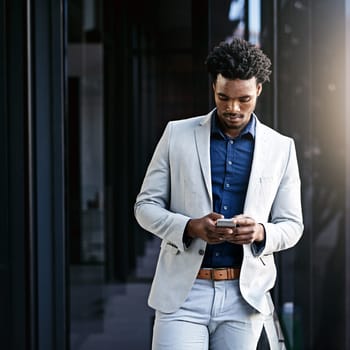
[211,110,256,140]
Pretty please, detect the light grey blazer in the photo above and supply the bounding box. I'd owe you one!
[134,110,303,316]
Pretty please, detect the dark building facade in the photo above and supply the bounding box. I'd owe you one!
[1,0,350,349]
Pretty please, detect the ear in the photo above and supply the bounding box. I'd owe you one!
[256,83,262,96]
[212,82,216,92]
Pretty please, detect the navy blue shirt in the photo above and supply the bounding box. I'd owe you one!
[201,112,255,268]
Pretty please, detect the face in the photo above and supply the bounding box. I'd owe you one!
[213,74,262,138]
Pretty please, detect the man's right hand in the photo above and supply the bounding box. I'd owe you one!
[185,212,235,244]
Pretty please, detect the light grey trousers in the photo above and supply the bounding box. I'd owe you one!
[152,278,265,350]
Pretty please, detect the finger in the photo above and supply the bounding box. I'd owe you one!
[236,218,255,228]
[208,212,224,220]
[206,230,226,241]
[207,235,225,244]
[216,228,234,235]
[235,224,254,233]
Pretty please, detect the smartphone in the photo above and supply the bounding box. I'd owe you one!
[216,218,236,228]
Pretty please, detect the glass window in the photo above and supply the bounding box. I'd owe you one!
[67,0,194,348]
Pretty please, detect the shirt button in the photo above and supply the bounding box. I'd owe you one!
[230,140,234,144]
[223,206,228,210]
[215,252,220,257]
[226,183,230,188]
[198,249,205,255]
[228,161,232,165]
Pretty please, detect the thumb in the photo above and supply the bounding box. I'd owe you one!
[208,212,224,220]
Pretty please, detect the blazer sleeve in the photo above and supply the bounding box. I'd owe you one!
[260,139,304,255]
[134,122,191,252]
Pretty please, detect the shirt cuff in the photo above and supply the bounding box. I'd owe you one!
[182,220,193,249]
[251,224,266,256]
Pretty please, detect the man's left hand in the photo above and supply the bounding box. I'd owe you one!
[223,215,265,245]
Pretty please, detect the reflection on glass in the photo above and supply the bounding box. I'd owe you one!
[67,40,106,348]
[67,42,104,265]
[228,0,245,40]
[211,0,261,45]
[66,1,162,349]
[248,0,261,46]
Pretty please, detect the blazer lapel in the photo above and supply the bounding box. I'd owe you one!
[194,113,213,202]
[244,118,268,213]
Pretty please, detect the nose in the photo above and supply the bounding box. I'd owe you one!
[226,100,240,113]
[232,100,241,112]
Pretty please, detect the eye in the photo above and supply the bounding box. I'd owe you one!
[218,94,228,101]
[239,97,251,103]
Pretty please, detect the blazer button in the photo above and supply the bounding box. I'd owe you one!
[198,249,205,255]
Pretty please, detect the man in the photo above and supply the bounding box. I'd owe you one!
[134,38,303,349]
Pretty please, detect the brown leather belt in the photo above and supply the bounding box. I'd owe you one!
[197,268,240,281]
